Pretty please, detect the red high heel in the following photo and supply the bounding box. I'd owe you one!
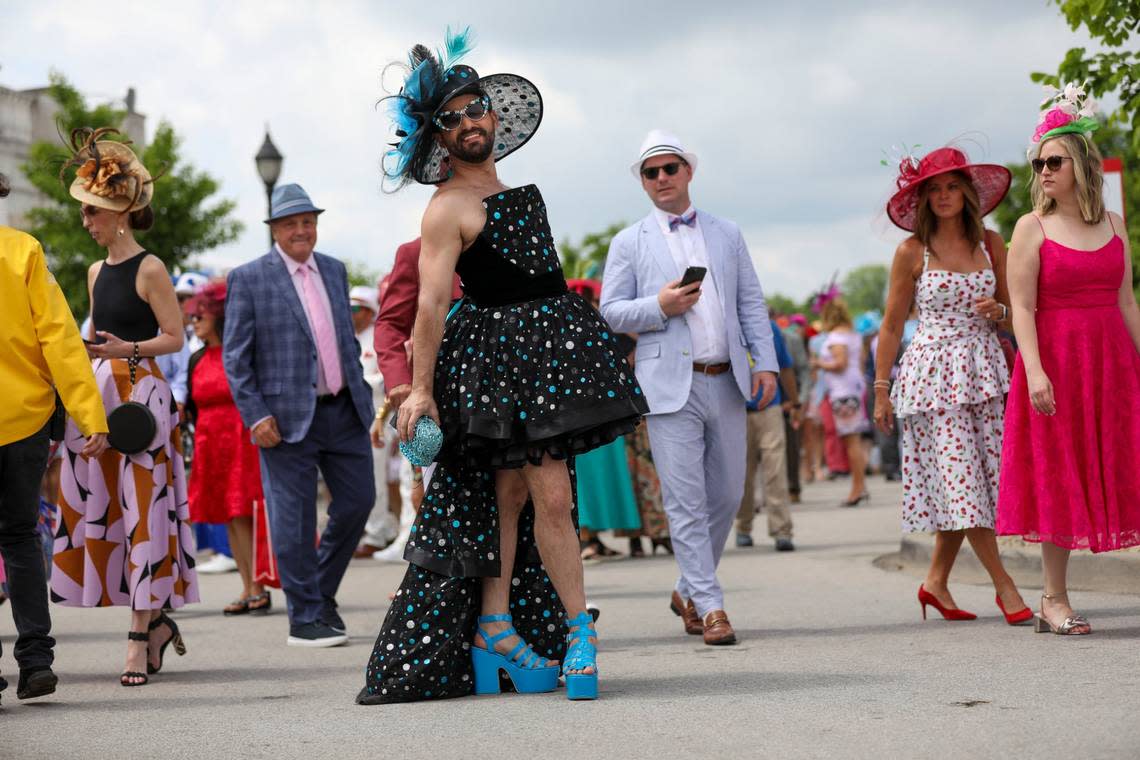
[995,594,1033,625]
[917,585,976,621]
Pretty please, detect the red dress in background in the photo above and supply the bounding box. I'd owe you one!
[188,346,279,586]
[997,225,1140,552]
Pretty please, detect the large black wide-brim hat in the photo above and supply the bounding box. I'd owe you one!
[415,64,542,185]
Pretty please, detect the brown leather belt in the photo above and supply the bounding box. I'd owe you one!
[692,362,731,376]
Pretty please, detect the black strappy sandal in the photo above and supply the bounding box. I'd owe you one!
[147,612,187,675]
[223,597,251,616]
[247,591,272,616]
[121,632,149,687]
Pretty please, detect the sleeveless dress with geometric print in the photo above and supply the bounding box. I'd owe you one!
[891,243,1010,533]
[997,218,1140,552]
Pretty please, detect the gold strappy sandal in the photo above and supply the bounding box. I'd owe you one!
[1033,591,1091,635]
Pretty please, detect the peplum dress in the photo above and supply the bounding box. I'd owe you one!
[358,184,647,704]
[892,246,1010,533]
[997,222,1140,551]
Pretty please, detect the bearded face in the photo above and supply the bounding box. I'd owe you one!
[435,93,498,165]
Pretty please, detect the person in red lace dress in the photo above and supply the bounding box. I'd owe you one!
[186,280,276,616]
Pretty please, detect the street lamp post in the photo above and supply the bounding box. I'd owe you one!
[254,128,284,247]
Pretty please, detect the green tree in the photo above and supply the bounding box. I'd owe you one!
[764,292,801,317]
[841,264,888,314]
[345,259,382,289]
[559,222,625,280]
[22,74,243,315]
[1016,1,1140,294]
[1033,0,1140,149]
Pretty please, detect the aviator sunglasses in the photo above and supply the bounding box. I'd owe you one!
[433,95,491,131]
[640,161,685,181]
[1031,155,1073,174]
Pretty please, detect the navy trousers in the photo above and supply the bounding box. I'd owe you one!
[0,421,55,673]
[259,395,374,626]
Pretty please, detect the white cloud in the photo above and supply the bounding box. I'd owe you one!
[0,1,1106,298]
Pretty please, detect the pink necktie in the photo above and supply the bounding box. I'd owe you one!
[297,264,343,394]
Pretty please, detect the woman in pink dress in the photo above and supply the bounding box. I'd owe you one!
[998,85,1140,635]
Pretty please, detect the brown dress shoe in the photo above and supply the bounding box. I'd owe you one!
[702,610,738,645]
[353,543,385,559]
[670,591,704,636]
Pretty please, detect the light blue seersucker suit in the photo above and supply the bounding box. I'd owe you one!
[601,209,776,621]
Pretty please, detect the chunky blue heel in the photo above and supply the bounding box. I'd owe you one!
[471,614,559,695]
[563,611,599,701]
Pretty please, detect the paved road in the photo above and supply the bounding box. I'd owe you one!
[3,475,1139,759]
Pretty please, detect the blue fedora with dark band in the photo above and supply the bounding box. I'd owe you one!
[264,183,325,223]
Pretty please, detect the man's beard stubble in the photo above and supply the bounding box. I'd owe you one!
[448,126,495,164]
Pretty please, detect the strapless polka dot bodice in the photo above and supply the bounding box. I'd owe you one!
[455,184,567,307]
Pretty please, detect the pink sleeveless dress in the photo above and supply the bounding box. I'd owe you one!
[892,244,1010,532]
[997,220,1140,552]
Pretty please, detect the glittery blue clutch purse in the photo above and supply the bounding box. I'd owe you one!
[399,416,444,466]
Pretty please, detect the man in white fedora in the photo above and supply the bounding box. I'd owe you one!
[601,129,777,645]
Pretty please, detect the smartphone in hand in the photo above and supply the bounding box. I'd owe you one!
[677,266,707,289]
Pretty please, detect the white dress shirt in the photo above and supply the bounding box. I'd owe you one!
[276,243,340,395]
[653,205,730,363]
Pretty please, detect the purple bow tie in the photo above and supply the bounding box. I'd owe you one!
[668,210,697,231]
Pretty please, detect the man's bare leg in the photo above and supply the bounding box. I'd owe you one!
[473,470,558,665]
[520,455,593,675]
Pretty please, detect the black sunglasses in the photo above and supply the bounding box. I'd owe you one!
[641,161,685,181]
[434,95,491,132]
[1031,155,1073,174]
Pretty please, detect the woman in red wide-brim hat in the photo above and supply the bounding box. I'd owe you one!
[873,145,1032,626]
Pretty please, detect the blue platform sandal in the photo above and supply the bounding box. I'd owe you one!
[471,614,560,695]
[563,611,599,701]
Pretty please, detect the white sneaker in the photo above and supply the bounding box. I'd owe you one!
[197,554,238,574]
[371,535,408,562]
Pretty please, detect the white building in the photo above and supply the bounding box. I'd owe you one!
[0,83,145,228]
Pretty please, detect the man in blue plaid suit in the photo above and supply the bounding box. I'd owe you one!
[224,184,375,648]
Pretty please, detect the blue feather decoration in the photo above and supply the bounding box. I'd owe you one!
[382,25,477,182]
[437,25,475,72]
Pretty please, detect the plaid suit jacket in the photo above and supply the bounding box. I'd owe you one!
[223,249,374,442]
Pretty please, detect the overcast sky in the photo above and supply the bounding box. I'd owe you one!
[1,1,1102,300]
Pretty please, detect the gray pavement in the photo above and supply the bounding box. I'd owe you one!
[3,475,1140,760]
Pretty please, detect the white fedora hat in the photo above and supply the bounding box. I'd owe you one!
[629,129,698,178]
[349,285,380,314]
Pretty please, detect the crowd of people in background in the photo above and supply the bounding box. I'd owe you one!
[2,60,1139,708]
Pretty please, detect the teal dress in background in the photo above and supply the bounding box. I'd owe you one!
[576,437,641,532]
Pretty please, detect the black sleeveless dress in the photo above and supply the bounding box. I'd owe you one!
[357,185,647,705]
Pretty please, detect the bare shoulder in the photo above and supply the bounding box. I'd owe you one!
[138,252,170,275]
[425,184,498,245]
[1012,212,1045,242]
[893,236,924,271]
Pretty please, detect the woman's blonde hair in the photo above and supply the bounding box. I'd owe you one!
[1031,133,1105,224]
[913,171,985,254]
[820,297,853,331]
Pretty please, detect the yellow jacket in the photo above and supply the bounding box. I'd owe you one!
[1,226,107,445]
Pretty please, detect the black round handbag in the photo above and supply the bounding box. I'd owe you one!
[107,401,157,454]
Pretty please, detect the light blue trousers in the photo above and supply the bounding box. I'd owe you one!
[645,373,747,617]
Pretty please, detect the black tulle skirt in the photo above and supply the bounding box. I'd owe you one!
[435,292,648,468]
[357,292,645,705]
